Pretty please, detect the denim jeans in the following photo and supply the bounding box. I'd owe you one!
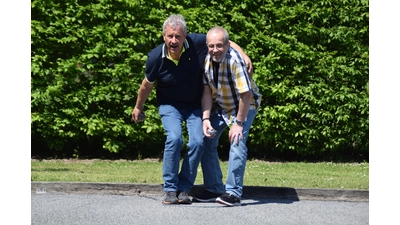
[201,109,257,198]
[159,104,204,193]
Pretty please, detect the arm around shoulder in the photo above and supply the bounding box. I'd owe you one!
[229,41,253,77]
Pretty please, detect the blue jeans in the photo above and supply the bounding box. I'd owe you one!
[159,104,204,193]
[201,109,257,199]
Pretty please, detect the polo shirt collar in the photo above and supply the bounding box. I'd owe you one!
[161,38,189,58]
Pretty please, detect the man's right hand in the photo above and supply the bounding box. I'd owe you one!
[132,107,145,123]
[202,119,215,138]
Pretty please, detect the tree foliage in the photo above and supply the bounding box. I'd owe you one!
[31,0,369,161]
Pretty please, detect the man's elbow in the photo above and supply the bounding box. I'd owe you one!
[241,91,253,101]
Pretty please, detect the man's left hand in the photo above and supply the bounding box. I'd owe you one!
[229,123,244,144]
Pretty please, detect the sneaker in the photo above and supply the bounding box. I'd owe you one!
[163,191,178,204]
[193,190,221,202]
[177,192,192,204]
[216,193,241,206]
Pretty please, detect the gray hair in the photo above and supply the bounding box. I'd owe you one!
[162,14,187,36]
[207,26,229,44]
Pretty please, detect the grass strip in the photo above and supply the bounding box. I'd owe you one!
[31,159,369,190]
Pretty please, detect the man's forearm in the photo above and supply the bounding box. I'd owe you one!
[229,41,246,58]
[135,79,154,110]
[236,91,252,121]
[229,41,253,76]
[201,85,213,119]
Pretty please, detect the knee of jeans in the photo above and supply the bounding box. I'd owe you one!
[187,138,204,149]
[231,142,248,154]
[166,135,183,146]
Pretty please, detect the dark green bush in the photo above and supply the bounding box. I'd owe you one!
[31,0,368,161]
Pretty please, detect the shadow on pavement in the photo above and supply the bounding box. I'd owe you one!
[190,185,300,203]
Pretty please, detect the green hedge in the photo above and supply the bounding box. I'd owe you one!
[31,0,369,161]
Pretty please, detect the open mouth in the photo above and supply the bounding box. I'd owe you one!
[170,45,178,51]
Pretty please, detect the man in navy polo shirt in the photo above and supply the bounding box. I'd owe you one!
[132,14,252,205]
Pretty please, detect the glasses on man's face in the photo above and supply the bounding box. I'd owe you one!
[207,43,227,50]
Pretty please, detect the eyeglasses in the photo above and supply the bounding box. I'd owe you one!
[207,43,227,50]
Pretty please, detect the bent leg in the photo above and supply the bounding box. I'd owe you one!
[200,113,226,194]
[225,109,257,198]
[159,105,184,192]
[178,109,204,192]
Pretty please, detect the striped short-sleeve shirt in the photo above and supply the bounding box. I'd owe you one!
[203,47,262,125]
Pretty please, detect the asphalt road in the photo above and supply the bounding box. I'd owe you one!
[31,182,369,225]
[32,192,368,225]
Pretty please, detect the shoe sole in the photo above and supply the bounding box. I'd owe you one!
[178,200,192,204]
[216,198,241,207]
[192,197,217,202]
[163,202,178,205]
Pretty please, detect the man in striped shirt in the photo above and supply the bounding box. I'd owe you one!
[194,26,261,206]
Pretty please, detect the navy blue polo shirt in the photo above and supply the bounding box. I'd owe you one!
[145,33,208,110]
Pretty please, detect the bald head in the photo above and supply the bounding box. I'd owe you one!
[206,26,229,45]
[206,26,230,62]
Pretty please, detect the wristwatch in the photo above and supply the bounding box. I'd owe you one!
[235,120,245,127]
